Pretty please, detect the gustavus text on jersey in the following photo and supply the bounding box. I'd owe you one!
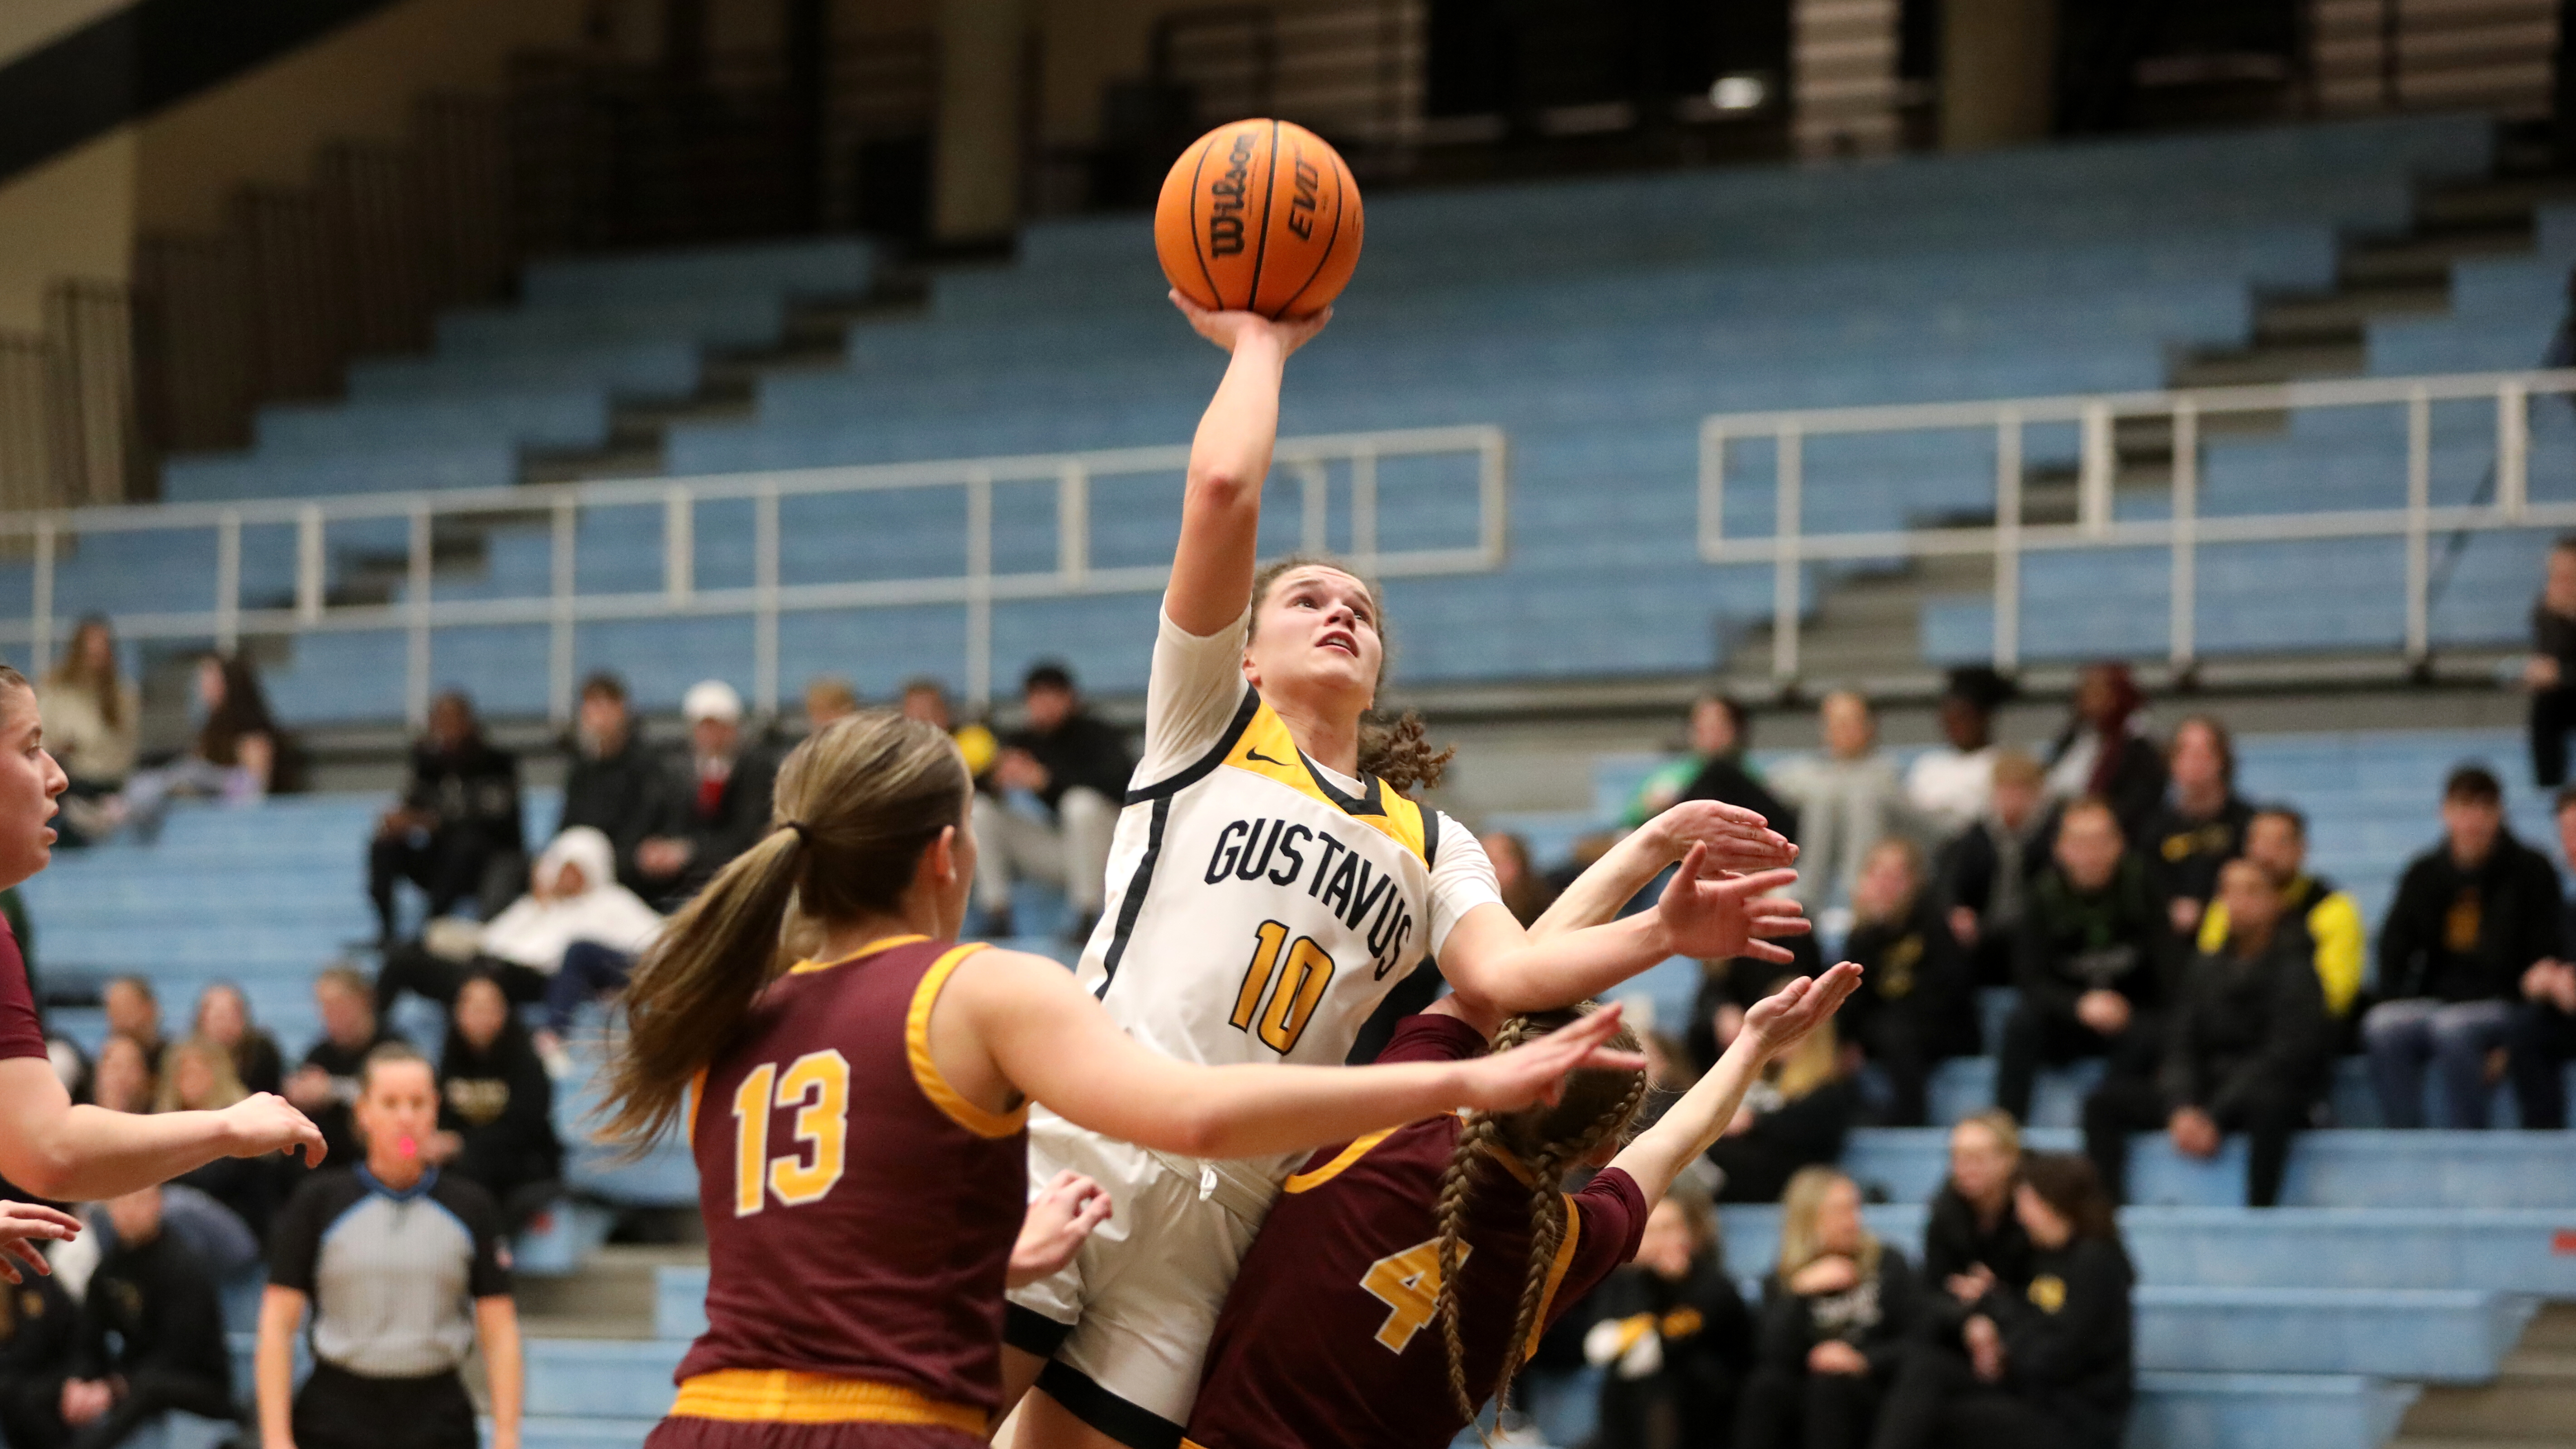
[1203,816,1418,979]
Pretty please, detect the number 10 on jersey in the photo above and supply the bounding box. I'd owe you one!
[1230,920,1337,1055]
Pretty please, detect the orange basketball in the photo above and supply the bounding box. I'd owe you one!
[1155,119,1363,319]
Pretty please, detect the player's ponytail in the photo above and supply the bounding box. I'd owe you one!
[597,712,970,1151]
[1432,1005,1649,1433]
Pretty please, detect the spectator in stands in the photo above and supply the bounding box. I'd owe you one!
[1707,1018,1859,1203]
[15,1185,233,1449]
[2505,783,2576,1129]
[2193,807,2365,1038]
[1689,937,1823,1082]
[1735,1166,1919,1449]
[1841,838,1977,1125]
[41,618,137,846]
[2082,860,2327,1207]
[636,680,776,908]
[2524,534,2576,786]
[1772,690,1910,910]
[1943,751,2049,990]
[100,978,164,1077]
[2139,715,2251,939]
[283,965,403,1168]
[1629,692,1798,838]
[191,982,284,1098]
[156,1036,276,1238]
[2042,664,2164,843]
[259,1042,521,1449]
[426,975,561,1229]
[377,825,662,1027]
[88,1035,154,1115]
[1586,1173,1754,1449]
[899,677,1000,780]
[0,1267,77,1449]
[555,672,663,895]
[1483,829,1558,926]
[975,661,1134,939]
[1907,668,2013,840]
[2368,765,2563,1129]
[1997,797,2171,1124]
[121,653,290,840]
[366,690,526,946]
[804,676,860,733]
[1921,1112,2034,1349]
[1868,1154,2134,1449]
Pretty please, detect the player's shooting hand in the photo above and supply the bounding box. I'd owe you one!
[220,1094,328,1167]
[1008,1171,1114,1289]
[0,1200,78,1284]
[1458,1003,1648,1112]
[1169,291,1332,358]
[1651,847,1811,964]
[1644,800,1797,874]
[1741,962,1862,1059]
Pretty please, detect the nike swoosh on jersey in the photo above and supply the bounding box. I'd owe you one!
[1245,748,1292,767]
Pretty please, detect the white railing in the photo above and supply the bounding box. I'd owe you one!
[1,424,1508,724]
[1700,369,2576,681]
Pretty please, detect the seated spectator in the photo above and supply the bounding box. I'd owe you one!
[0,1266,77,1449]
[283,966,404,1168]
[2041,663,2164,844]
[898,677,999,779]
[192,982,284,1098]
[1708,1022,1860,1204]
[88,1035,154,1115]
[803,676,860,734]
[2508,783,2576,1129]
[367,690,526,946]
[40,618,138,846]
[121,654,290,839]
[99,978,164,1077]
[1688,931,1824,1077]
[2083,860,2327,1207]
[1998,798,2171,1123]
[1922,1112,2034,1345]
[975,661,1134,940]
[1842,838,1978,1125]
[1942,750,2049,989]
[637,681,776,908]
[2194,807,2364,1037]
[2367,765,2561,1129]
[377,826,663,1023]
[427,976,561,1229]
[2140,715,2252,939]
[1587,1173,1755,1449]
[1772,690,1910,910]
[156,1036,276,1238]
[1906,668,2013,841]
[17,1185,233,1449]
[2525,533,2576,787]
[1631,692,1798,839]
[555,672,663,895]
[1868,1154,2134,1449]
[1735,1166,1919,1449]
[1483,830,1558,926]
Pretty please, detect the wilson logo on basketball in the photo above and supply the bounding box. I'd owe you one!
[1208,131,1257,258]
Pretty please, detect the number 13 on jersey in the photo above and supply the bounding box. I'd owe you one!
[732,1050,850,1216]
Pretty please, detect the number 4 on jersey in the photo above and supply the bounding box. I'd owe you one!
[1359,1236,1470,1353]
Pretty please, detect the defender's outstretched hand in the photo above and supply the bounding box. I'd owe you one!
[0,1200,78,1283]
[1743,960,1865,1057]
[1457,1003,1648,1112]
[1171,290,1332,357]
[1009,1171,1114,1287]
[1644,799,1798,875]
[220,1095,328,1168]
[1653,846,1811,963]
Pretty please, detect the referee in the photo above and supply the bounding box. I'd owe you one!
[255,1043,522,1449]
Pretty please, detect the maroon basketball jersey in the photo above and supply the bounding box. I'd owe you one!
[1183,1015,1647,1449]
[670,936,1026,1431]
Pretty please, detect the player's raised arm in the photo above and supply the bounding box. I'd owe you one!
[1528,800,1799,940]
[1165,294,1332,635]
[1611,961,1861,1203]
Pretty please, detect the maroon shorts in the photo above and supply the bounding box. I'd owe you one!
[647,1418,985,1449]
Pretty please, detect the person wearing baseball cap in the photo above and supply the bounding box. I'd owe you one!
[634,681,778,909]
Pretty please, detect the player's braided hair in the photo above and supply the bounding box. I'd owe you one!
[1433,1005,1650,1432]
[1247,555,1455,793]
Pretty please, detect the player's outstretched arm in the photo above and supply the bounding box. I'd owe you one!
[1164,292,1332,636]
[1439,845,1810,1023]
[1607,962,1861,1204]
[1529,801,1798,940]
[950,948,1642,1160]
[0,1058,325,1201]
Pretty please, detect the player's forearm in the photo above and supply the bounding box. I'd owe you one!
[12,1103,245,1202]
[1610,1033,1769,1202]
[1529,823,1681,939]
[1164,1059,1472,1161]
[1466,913,1674,1019]
[254,1297,300,1449]
[477,1300,523,1445]
[1169,332,1289,632]
[1187,331,1289,497]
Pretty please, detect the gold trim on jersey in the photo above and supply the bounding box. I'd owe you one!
[787,933,932,975]
[904,942,1025,1139]
[1523,1193,1584,1362]
[1225,701,1428,861]
[1282,1128,1399,1193]
[668,1369,985,1430]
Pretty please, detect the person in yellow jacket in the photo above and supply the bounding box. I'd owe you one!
[2196,807,2364,1020]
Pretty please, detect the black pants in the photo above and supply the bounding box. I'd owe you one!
[367,830,523,943]
[2,1369,235,1449]
[1859,1011,1956,1128]
[1994,1001,2159,1123]
[293,1362,477,1449]
[373,944,548,1020]
[1867,1343,2073,1449]
[1734,1363,1882,1449]
[2509,1000,2576,1129]
[2082,1072,2308,1208]
[2534,685,2576,787]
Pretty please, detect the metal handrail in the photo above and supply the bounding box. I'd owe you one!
[1698,369,2576,681]
[2,424,1509,725]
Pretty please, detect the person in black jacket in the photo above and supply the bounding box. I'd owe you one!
[1589,1175,1755,1449]
[1941,752,2049,990]
[0,1263,77,1449]
[1920,1110,2034,1349]
[1673,696,1801,845]
[2365,765,2564,1129]
[1703,948,1861,1203]
[427,975,561,1230]
[2138,715,2253,941]
[2523,534,2576,787]
[973,661,1136,940]
[1842,839,1979,1126]
[2509,786,2576,1129]
[1736,1167,1920,1449]
[636,681,778,910]
[555,673,664,894]
[1996,798,2173,1123]
[366,691,525,945]
[2082,860,2328,1207]
[1868,1153,2134,1449]
[2041,663,2165,846]
[12,1185,234,1449]
[282,966,406,1170]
